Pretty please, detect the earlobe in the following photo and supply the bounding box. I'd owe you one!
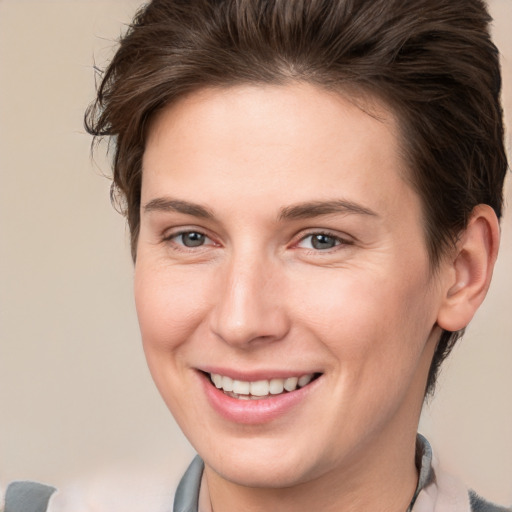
[437,204,500,332]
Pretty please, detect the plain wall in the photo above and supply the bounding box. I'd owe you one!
[0,0,511,505]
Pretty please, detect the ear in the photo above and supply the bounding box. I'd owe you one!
[437,204,500,332]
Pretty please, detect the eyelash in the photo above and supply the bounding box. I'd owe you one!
[162,229,352,254]
[162,229,217,251]
[295,231,353,252]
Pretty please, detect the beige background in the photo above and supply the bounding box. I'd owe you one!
[0,0,511,505]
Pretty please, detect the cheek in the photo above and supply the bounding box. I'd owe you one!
[134,261,214,353]
[293,264,437,372]
[133,260,215,424]
[299,270,437,440]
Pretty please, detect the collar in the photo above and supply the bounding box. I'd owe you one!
[411,435,470,512]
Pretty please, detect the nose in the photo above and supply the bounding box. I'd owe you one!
[209,251,290,348]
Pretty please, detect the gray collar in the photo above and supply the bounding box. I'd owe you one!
[408,434,435,511]
[173,455,204,512]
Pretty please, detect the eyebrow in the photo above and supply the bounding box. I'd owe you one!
[278,200,378,220]
[143,198,214,219]
[142,197,378,221]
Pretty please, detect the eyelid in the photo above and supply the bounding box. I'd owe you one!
[159,225,353,252]
[293,230,354,251]
[162,227,218,248]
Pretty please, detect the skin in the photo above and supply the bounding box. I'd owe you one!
[134,83,499,512]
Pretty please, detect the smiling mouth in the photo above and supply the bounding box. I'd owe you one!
[207,372,321,400]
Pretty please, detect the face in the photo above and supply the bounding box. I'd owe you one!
[135,84,445,489]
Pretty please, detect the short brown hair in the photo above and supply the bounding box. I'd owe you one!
[85,0,508,395]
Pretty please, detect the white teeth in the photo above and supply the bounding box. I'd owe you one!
[284,376,298,392]
[269,378,284,395]
[232,379,250,395]
[250,380,270,396]
[298,374,313,387]
[222,376,234,392]
[209,372,316,398]
[212,373,223,388]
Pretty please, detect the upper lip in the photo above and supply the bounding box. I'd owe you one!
[198,367,321,382]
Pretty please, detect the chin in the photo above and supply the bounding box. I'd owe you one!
[198,433,331,489]
[210,454,313,489]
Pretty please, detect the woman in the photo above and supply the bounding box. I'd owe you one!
[4,0,510,510]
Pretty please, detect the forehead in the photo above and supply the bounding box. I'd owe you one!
[142,83,418,225]
[145,83,398,164]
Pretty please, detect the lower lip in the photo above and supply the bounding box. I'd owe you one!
[199,372,320,424]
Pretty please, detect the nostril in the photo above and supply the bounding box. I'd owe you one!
[208,260,290,347]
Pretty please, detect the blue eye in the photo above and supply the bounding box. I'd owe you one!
[181,232,205,247]
[298,233,343,250]
[171,231,210,248]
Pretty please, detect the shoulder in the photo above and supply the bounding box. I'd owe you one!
[2,467,178,512]
[2,481,56,512]
[470,491,512,512]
